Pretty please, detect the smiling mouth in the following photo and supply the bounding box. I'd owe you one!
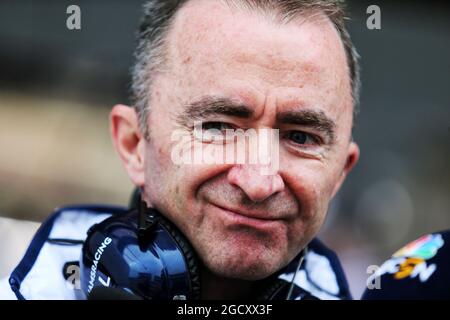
[210,203,284,229]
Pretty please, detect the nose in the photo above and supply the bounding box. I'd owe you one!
[227,164,285,203]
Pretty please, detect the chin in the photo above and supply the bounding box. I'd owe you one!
[203,249,287,281]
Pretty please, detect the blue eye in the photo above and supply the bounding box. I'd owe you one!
[202,122,234,132]
[286,131,317,145]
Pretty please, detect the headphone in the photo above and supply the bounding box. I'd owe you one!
[80,192,313,300]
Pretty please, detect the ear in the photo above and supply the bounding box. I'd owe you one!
[110,104,146,187]
[331,141,360,198]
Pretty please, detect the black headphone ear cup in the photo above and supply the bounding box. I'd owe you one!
[153,213,201,300]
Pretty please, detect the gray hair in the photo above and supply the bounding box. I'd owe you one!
[131,0,361,138]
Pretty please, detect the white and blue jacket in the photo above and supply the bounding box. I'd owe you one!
[0,205,352,300]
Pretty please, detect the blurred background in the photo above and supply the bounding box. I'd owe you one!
[0,0,449,298]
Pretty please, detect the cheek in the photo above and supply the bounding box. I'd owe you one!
[282,160,338,226]
[143,144,171,205]
[145,137,234,225]
[284,170,331,251]
[143,124,188,209]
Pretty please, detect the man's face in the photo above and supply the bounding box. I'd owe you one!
[141,0,358,280]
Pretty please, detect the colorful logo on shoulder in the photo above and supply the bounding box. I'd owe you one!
[391,234,444,281]
[393,234,444,260]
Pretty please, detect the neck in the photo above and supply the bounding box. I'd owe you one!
[200,268,255,300]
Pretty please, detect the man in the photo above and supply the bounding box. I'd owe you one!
[0,0,360,300]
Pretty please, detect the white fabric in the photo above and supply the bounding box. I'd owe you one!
[0,209,111,300]
[0,217,40,279]
[279,250,340,300]
[0,278,15,300]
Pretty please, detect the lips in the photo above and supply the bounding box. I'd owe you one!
[211,203,284,224]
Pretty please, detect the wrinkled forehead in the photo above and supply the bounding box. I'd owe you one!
[164,0,352,122]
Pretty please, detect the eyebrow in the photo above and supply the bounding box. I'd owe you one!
[177,95,336,143]
[277,109,336,143]
[177,96,253,125]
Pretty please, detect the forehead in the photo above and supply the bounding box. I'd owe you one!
[164,0,352,118]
